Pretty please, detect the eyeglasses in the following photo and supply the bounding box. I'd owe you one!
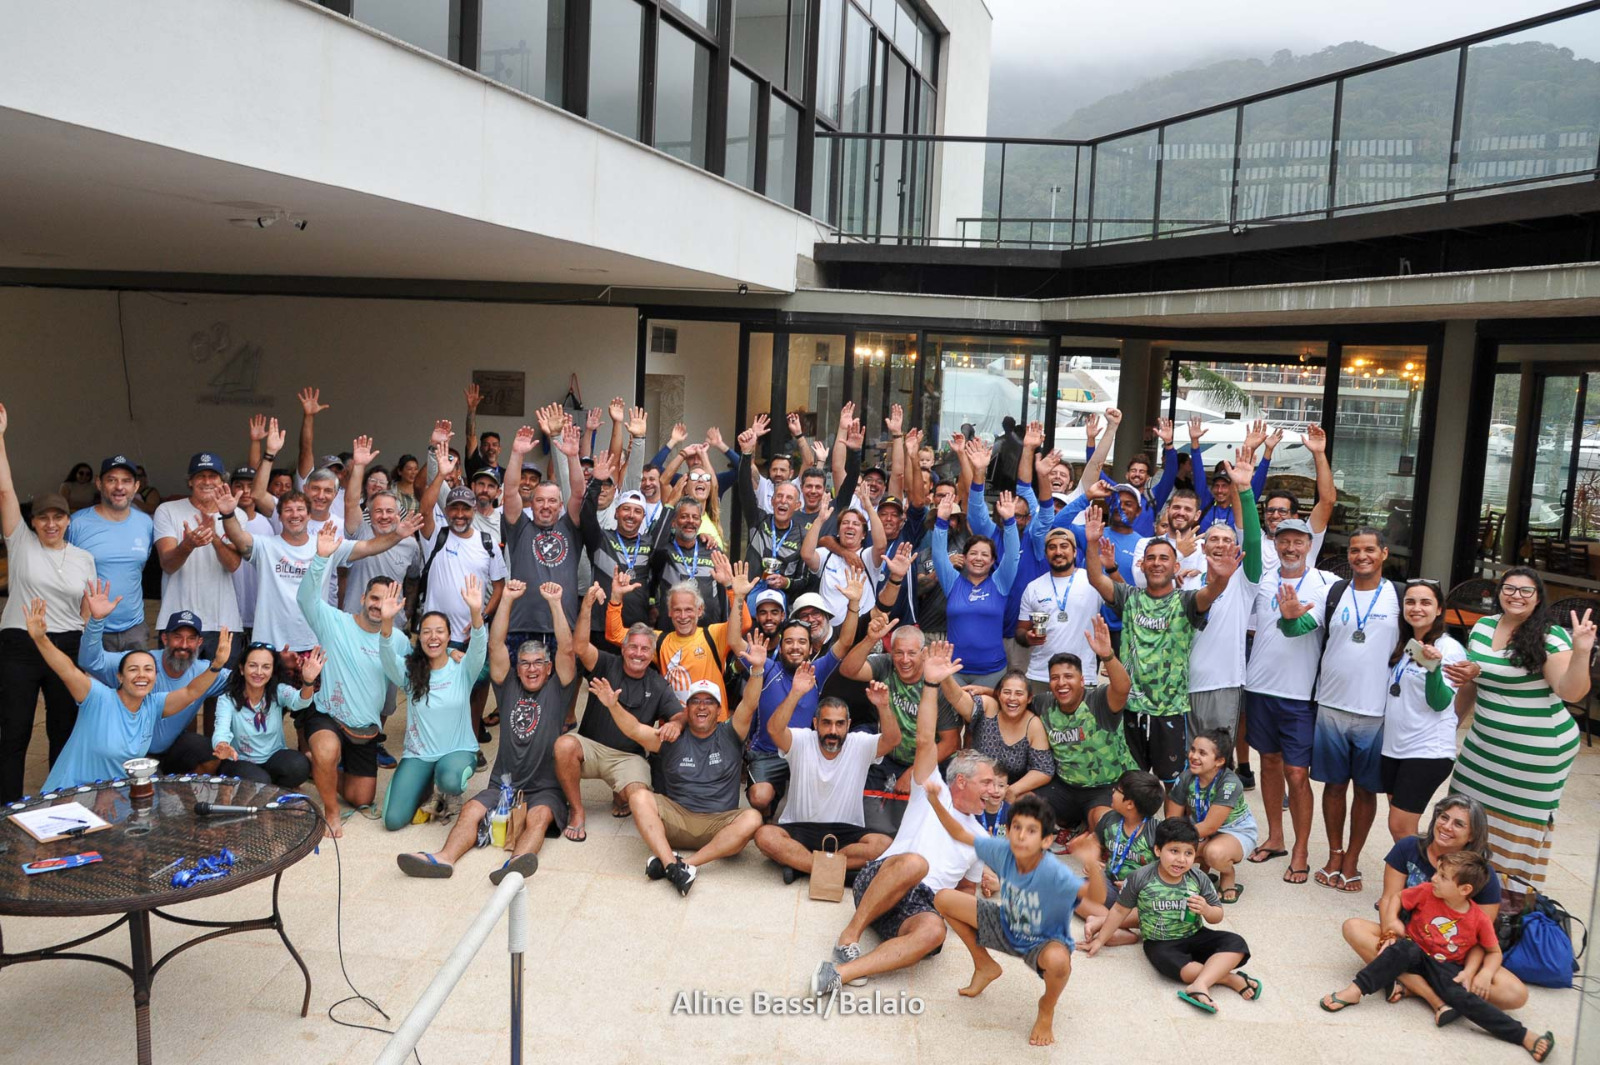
[1500,585,1539,600]
[1262,506,1292,515]
[688,472,713,482]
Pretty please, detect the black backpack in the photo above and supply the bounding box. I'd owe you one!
[1322,578,1404,636]
[416,527,498,619]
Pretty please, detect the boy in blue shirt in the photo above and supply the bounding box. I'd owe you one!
[925,780,1105,1047]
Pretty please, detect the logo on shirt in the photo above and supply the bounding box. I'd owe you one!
[511,692,542,740]
[1427,915,1464,956]
[532,531,569,566]
[1049,726,1085,745]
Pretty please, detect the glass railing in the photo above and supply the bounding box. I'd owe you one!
[819,1,1600,248]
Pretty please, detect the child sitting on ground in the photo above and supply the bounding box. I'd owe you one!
[1166,728,1257,905]
[1081,817,1261,1014]
[1319,850,1555,1060]
[924,780,1105,1047]
[1081,769,1164,943]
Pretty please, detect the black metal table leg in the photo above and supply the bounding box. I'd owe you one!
[129,909,154,1065]
[270,871,312,1017]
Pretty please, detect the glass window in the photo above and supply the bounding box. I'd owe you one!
[480,0,565,104]
[662,0,715,34]
[909,80,934,239]
[854,332,919,459]
[1237,83,1336,222]
[786,335,848,449]
[786,0,808,97]
[921,335,1047,447]
[733,0,787,85]
[1336,51,1457,212]
[879,53,910,239]
[813,123,837,224]
[816,0,844,124]
[656,21,712,166]
[1457,10,1600,197]
[999,144,1078,248]
[838,6,875,233]
[1090,130,1158,243]
[353,0,458,60]
[767,97,799,206]
[894,1,917,56]
[1158,109,1235,236]
[918,18,936,79]
[726,69,760,190]
[588,0,643,138]
[746,332,775,440]
[1480,369,1521,541]
[1330,345,1429,573]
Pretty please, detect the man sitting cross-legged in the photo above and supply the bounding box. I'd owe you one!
[586,630,771,896]
[810,641,1003,994]
[753,660,901,884]
[396,578,578,882]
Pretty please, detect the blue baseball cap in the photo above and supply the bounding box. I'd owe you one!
[188,452,227,477]
[100,454,138,477]
[164,610,203,634]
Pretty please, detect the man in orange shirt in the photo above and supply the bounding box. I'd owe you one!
[606,551,754,719]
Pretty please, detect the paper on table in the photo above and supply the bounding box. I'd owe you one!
[9,801,112,843]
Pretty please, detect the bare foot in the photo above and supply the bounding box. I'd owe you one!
[323,807,343,838]
[958,961,1003,998]
[1028,1012,1055,1046]
[1107,928,1141,947]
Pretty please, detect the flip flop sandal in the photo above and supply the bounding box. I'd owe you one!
[1235,972,1262,1002]
[563,823,588,843]
[1530,1031,1555,1063]
[482,711,500,727]
[1387,984,1409,1004]
[1283,867,1310,885]
[1177,991,1217,1014]
[397,852,453,879]
[490,853,539,885]
[1246,847,1287,864]
[1220,884,1245,904]
[612,802,632,819]
[1319,992,1358,1013]
[1435,1004,1460,1028]
[1337,871,1365,893]
[1314,869,1345,890]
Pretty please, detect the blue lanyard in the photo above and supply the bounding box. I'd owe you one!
[1390,657,1411,691]
[977,808,1004,836]
[1279,568,1310,593]
[614,532,642,571]
[670,539,701,573]
[1048,571,1075,612]
[1354,586,1382,636]
[1191,775,1219,822]
[1108,818,1148,879]
[768,520,791,556]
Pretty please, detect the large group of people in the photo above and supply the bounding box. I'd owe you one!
[0,384,1580,1057]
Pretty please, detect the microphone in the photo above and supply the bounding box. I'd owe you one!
[194,802,260,817]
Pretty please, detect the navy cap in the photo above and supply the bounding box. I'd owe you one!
[164,610,203,634]
[230,466,256,482]
[445,486,476,507]
[188,452,227,477]
[100,454,137,477]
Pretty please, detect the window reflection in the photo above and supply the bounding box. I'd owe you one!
[480,0,565,103]
[588,0,643,138]
[656,21,712,166]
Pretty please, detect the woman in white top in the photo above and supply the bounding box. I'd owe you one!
[800,492,886,625]
[0,403,99,802]
[1379,579,1467,843]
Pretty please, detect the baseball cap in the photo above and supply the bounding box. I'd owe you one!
[1273,517,1314,537]
[188,452,227,477]
[32,492,71,516]
[1051,492,1072,507]
[1045,527,1075,543]
[164,610,203,634]
[683,680,721,703]
[615,490,647,510]
[753,588,787,612]
[318,454,345,471]
[470,466,502,485]
[878,495,905,512]
[863,465,889,480]
[230,466,256,483]
[444,486,476,507]
[100,454,137,477]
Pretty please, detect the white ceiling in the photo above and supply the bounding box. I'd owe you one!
[0,107,747,289]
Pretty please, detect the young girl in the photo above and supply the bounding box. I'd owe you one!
[931,491,1021,687]
[948,669,1056,803]
[379,577,486,831]
[1166,728,1257,904]
[211,643,319,786]
[1381,579,1467,842]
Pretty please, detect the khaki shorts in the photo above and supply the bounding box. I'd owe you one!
[575,735,652,794]
[654,795,744,850]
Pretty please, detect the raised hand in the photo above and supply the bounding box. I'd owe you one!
[837,566,866,607]
[586,406,603,432]
[266,417,287,455]
[610,569,638,600]
[1243,418,1268,453]
[964,435,993,472]
[950,432,966,454]
[495,579,525,602]
[608,396,627,423]
[460,573,484,615]
[591,448,616,483]
[213,485,242,518]
[352,435,379,466]
[885,541,915,581]
[1084,505,1104,543]
[1104,407,1123,429]
[298,387,329,417]
[534,404,561,437]
[23,598,47,640]
[995,490,1017,521]
[1023,420,1044,450]
[316,519,341,557]
[397,511,425,537]
[1086,614,1113,660]
[741,628,770,671]
[668,422,688,448]
[464,383,482,412]
[711,549,734,588]
[1098,536,1117,571]
[1276,582,1312,620]
[431,418,454,447]
[936,493,954,522]
[885,403,904,436]
[626,406,649,438]
[213,627,233,667]
[436,445,460,479]
[844,419,866,451]
[904,426,923,458]
[731,561,754,600]
[865,679,890,713]
[736,426,759,454]
[1304,423,1327,454]
[1210,546,1243,580]
[248,414,268,441]
[588,677,620,708]
[511,425,536,456]
[923,640,963,684]
[750,413,772,441]
[865,612,899,644]
[704,426,727,452]
[1572,609,1597,655]
[1225,446,1256,489]
[553,424,581,458]
[787,660,817,696]
[788,411,805,437]
[1155,417,1175,447]
[1173,526,1197,559]
[1264,425,1284,456]
[1082,414,1101,450]
[836,402,856,442]
[1187,415,1208,449]
[82,578,122,622]
[809,439,829,466]
[300,647,326,684]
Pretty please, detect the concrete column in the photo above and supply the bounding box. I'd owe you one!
[1418,319,1478,575]
[1115,339,1156,473]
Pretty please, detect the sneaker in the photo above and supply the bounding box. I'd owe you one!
[1048,827,1074,855]
[809,960,842,997]
[646,853,682,881]
[831,942,861,965]
[375,748,398,770]
[781,866,798,886]
[666,860,697,897]
[1238,766,1256,791]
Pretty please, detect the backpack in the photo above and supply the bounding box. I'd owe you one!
[1322,578,1405,636]
[655,624,749,704]
[1499,880,1587,988]
[416,527,498,623]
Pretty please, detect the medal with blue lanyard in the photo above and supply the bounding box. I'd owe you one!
[1388,655,1410,697]
[1049,571,1074,623]
[671,538,701,578]
[1107,817,1148,880]
[1351,585,1382,644]
[614,531,643,575]
[1191,775,1219,822]
[977,807,1005,837]
[767,519,792,573]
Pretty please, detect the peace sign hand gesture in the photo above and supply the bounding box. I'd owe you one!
[1572,608,1597,655]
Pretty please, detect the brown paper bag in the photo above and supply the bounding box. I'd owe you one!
[505,790,527,852]
[809,834,847,902]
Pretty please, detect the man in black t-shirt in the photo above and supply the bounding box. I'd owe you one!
[558,585,683,840]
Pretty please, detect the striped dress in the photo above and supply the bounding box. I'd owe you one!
[1451,616,1581,890]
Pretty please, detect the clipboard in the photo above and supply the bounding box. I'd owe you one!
[8,801,113,844]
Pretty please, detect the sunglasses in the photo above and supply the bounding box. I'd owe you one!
[688,472,713,482]
[1405,579,1442,588]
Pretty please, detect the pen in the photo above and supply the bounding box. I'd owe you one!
[148,857,186,880]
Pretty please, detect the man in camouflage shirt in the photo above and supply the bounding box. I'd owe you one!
[1033,614,1134,834]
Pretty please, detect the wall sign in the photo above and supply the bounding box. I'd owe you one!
[472,370,525,417]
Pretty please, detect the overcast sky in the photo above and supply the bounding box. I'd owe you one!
[986,0,1598,68]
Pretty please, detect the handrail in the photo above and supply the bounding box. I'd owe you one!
[374,871,528,1065]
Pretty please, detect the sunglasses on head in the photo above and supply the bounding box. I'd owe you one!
[246,641,277,652]
[1405,579,1442,589]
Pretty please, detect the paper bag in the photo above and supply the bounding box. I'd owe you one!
[505,790,527,852]
[809,834,847,902]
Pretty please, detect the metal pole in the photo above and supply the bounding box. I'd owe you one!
[508,881,527,1065]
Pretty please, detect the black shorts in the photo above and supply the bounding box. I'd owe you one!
[1142,928,1251,981]
[1380,755,1456,815]
[300,711,380,778]
[1125,713,1188,784]
[853,857,941,945]
[781,821,874,852]
[1035,779,1115,834]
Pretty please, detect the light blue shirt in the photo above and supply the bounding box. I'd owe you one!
[972,834,1085,954]
[213,684,312,764]
[66,507,154,632]
[77,616,229,754]
[300,544,411,730]
[381,623,487,760]
[43,679,161,792]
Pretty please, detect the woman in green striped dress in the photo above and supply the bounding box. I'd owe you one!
[1444,567,1593,905]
